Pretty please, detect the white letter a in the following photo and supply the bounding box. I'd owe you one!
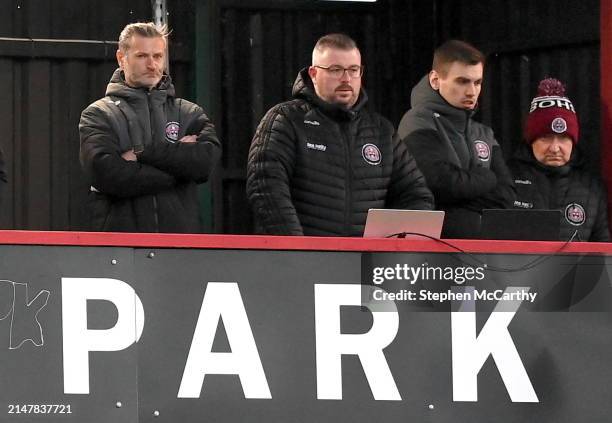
[178,282,271,399]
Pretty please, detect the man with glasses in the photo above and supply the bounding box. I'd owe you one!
[247,33,433,236]
[398,40,514,239]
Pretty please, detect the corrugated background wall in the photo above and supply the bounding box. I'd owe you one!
[0,0,601,233]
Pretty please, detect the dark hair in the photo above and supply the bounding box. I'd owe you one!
[314,33,358,53]
[432,40,485,76]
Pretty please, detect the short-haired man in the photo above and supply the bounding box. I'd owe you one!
[509,78,609,242]
[80,22,221,232]
[398,40,514,239]
[247,33,434,236]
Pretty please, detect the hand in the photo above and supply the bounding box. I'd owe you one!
[121,149,137,161]
[179,135,198,143]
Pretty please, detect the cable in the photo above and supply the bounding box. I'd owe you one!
[384,230,579,273]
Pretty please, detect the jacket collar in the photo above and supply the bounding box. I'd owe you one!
[513,142,582,176]
[105,68,176,100]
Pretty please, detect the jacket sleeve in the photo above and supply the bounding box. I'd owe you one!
[386,132,435,210]
[79,105,177,198]
[246,106,303,235]
[463,144,516,211]
[136,103,221,184]
[589,180,610,242]
[403,128,498,205]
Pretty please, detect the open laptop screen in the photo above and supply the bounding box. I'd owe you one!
[480,209,561,241]
[363,209,445,239]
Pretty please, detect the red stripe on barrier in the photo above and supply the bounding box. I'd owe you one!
[0,230,610,255]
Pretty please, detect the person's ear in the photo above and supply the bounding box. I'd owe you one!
[429,70,440,90]
[308,66,317,83]
[116,49,124,69]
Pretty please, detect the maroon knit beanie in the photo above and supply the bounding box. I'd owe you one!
[524,78,579,144]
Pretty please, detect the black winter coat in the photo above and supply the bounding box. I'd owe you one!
[79,69,221,233]
[509,145,609,242]
[247,69,434,236]
[398,75,515,239]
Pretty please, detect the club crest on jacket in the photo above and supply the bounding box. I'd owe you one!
[362,143,381,165]
[565,203,586,226]
[165,121,180,143]
[473,140,490,161]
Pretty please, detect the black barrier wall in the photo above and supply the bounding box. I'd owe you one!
[1,243,612,422]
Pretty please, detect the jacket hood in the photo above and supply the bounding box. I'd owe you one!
[291,67,368,121]
[105,68,176,98]
[410,74,474,130]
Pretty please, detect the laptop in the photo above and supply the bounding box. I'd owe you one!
[363,209,445,239]
[480,209,561,241]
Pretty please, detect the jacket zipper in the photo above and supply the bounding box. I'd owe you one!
[147,91,160,232]
[341,123,352,236]
[464,113,475,168]
[147,91,156,143]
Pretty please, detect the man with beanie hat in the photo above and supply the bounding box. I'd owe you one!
[509,78,609,242]
[398,40,515,239]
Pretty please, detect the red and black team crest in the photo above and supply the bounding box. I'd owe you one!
[362,143,382,165]
[565,203,586,226]
[551,117,567,134]
[165,121,180,143]
[473,140,490,161]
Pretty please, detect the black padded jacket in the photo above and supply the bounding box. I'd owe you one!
[509,144,609,242]
[398,75,515,239]
[247,68,434,236]
[79,69,221,233]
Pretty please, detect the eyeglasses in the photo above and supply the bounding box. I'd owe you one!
[313,65,364,78]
